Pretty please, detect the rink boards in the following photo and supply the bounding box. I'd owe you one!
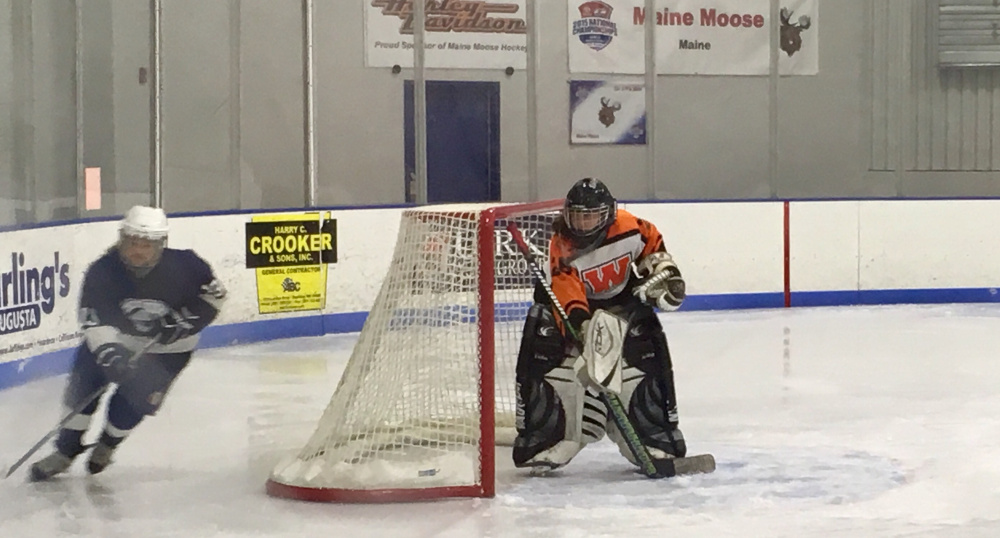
[2,199,1000,389]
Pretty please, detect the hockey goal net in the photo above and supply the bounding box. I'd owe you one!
[267,200,563,502]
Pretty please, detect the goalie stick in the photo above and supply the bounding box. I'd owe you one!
[505,222,715,479]
[4,337,159,480]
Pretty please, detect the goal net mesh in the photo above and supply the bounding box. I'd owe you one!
[267,201,561,501]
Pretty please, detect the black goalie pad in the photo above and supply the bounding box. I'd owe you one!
[515,303,566,378]
[513,379,566,466]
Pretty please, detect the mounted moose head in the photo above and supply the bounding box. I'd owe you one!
[598,97,621,127]
[779,7,811,57]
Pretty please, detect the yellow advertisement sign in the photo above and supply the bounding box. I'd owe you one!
[245,213,337,314]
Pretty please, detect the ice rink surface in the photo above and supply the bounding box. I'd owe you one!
[2,304,1000,538]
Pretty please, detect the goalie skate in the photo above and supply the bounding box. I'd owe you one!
[522,440,585,475]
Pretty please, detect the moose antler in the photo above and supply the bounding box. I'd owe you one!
[780,7,791,24]
[780,8,810,29]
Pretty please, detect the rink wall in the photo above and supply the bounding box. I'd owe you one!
[2,199,999,390]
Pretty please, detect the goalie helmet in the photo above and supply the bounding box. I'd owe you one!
[563,178,616,249]
[118,205,169,277]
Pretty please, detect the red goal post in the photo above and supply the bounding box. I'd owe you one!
[266,200,564,502]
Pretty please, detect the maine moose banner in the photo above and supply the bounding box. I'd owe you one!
[366,0,528,69]
[569,0,818,75]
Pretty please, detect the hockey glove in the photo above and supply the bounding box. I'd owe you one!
[157,308,197,345]
[633,252,685,311]
[94,343,136,383]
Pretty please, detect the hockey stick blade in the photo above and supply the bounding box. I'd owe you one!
[648,453,716,478]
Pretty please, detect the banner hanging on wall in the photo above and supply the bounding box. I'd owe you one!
[245,213,337,315]
[570,80,646,145]
[568,0,818,76]
[366,0,528,69]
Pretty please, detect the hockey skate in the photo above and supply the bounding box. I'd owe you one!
[520,440,585,475]
[87,443,116,475]
[29,451,75,482]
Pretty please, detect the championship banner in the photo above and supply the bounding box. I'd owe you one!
[366,0,528,69]
[569,0,818,76]
[570,80,646,145]
[245,213,337,315]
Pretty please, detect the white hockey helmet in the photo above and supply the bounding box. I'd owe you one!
[120,205,169,240]
[118,206,169,276]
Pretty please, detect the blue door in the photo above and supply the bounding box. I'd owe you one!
[404,81,501,203]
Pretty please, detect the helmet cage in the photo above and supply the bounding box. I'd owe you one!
[564,203,612,237]
[118,232,166,275]
[562,178,616,248]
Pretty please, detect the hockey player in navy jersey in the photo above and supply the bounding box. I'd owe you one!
[29,206,226,481]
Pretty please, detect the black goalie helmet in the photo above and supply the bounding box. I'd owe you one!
[562,177,616,249]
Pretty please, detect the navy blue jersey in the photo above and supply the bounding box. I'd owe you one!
[78,248,226,356]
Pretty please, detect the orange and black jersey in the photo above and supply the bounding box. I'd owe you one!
[548,209,666,334]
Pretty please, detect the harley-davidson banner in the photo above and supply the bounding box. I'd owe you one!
[365,0,528,69]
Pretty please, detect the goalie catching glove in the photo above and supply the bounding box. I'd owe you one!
[632,252,685,311]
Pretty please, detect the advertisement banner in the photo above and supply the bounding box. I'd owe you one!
[570,80,646,145]
[0,248,79,359]
[493,217,552,289]
[246,214,337,314]
[366,0,528,69]
[0,224,115,365]
[568,0,818,76]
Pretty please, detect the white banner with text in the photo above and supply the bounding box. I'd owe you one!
[366,0,528,69]
[568,0,818,75]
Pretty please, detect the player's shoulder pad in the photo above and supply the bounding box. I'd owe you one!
[87,248,125,277]
[163,247,209,264]
[613,210,663,249]
[162,248,215,276]
[611,209,642,230]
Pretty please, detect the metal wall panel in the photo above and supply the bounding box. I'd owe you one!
[938,0,1000,66]
[874,1,1000,172]
[871,2,891,171]
[916,2,1000,171]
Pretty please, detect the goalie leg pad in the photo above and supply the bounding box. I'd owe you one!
[514,356,608,469]
[513,372,567,466]
[605,319,687,465]
[515,303,566,379]
[515,303,572,467]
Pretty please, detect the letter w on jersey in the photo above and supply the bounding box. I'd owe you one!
[580,254,633,296]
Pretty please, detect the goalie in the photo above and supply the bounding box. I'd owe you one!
[513,178,687,472]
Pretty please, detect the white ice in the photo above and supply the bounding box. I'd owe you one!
[2,304,1000,538]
